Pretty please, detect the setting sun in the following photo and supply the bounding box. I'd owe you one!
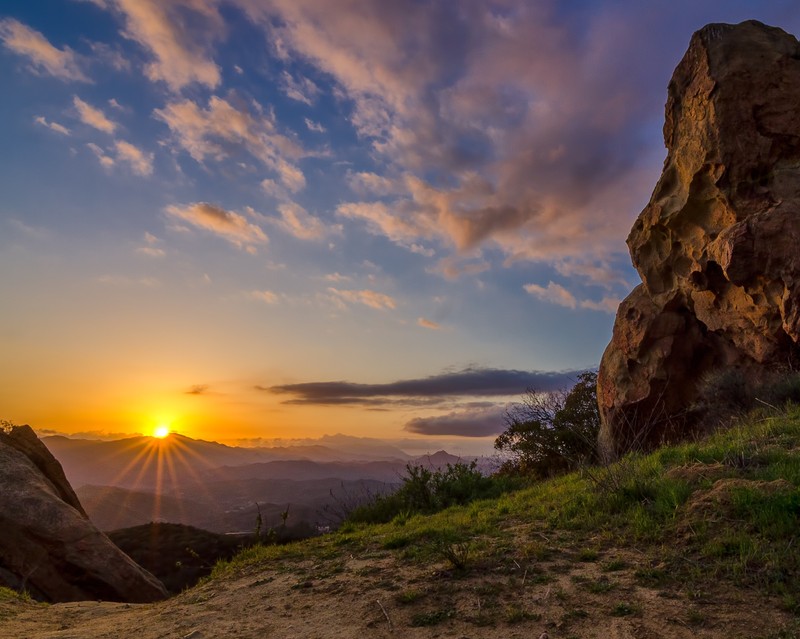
[153,426,170,439]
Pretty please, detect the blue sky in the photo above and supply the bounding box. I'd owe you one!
[1,0,799,453]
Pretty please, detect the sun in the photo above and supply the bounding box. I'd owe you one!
[153,425,171,439]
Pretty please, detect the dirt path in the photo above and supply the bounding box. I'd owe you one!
[1,548,793,638]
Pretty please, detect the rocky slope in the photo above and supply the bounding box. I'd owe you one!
[0,425,167,603]
[599,20,800,455]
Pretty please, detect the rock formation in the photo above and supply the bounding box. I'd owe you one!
[0,424,167,602]
[598,21,800,456]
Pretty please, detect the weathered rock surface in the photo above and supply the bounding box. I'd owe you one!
[0,425,167,602]
[599,21,800,456]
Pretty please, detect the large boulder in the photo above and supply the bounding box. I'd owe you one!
[0,425,167,602]
[598,21,800,456]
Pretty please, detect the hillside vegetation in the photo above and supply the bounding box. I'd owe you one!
[204,405,800,636]
[3,406,800,637]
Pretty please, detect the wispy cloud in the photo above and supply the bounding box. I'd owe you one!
[404,405,507,437]
[114,140,154,176]
[417,317,441,330]
[87,142,115,169]
[266,367,579,406]
[270,203,336,241]
[524,281,619,314]
[328,288,396,311]
[100,0,223,91]
[185,384,209,395]
[136,231,165,257]
[34,116,70,135]
[304,118,326,133]
[154,96,306,191]
[73,96,117,134]
[246,290,279,304]
[0,18,88,81]
[280,70,320,105]
[165,202,268,251]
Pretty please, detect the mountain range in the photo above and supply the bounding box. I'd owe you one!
[42,433,471,532]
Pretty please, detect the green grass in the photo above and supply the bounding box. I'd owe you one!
[210,407,800,603]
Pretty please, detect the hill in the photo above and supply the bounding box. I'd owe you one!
[3,406,799,637]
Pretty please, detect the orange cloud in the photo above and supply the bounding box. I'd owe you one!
[417,317,441,330]
[328,288,396,311]
[73,96,117,134]
[166,202,268,251]
[524,281,619,314]
[108,0,222,91]
[155,97,306,192]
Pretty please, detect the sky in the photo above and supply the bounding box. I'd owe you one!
[1,1,799,454]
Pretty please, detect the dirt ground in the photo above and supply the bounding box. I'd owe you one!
[1,543,795,639]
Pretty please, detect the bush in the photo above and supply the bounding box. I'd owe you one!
[345,461,514,525]
[494,371,600,477]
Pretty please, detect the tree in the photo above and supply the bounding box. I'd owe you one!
[494,371,600,477]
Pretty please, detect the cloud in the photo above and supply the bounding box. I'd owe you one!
[154,96,306,191]
[165,202,268,251]
[328,288,396,311]
[280,70,320,105]
[247,290,279,304]
[0,18,88,81]
[323,273,351,283]
[100,0,223,91]
[114,140,154,176]
[266,367,580,406]
[235,0,667,289]
[347,171,402,196]
[87,142,115,169]
[417,317,441,330]
[524,281,619,314]
[136,232,164,257]
[304,118,326,133]
[271,202,334,241]
[34,116,70,135]
[185,384,209,395]
[73,96,117,134]
[404,405,507,437]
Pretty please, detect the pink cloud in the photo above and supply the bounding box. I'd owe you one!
[0,18,88,81]
[328,287,396,311]
[165,202,268,251]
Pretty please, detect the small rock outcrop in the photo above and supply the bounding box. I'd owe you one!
[598,21,800,455]
[0,425,167,602]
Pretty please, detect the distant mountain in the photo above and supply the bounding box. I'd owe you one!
[42,433,413,490]
[47,432,478,534]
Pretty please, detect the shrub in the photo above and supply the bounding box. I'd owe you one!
[494,371,600,477]
[345,461,514,525]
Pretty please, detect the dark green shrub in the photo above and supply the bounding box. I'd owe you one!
[345,461,514,525]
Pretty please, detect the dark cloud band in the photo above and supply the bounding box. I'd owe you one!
[264,367,581,406]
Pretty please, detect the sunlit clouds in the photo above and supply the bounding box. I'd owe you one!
[328,288,396,311]
[0,17,88,81]
[154,96,306,192]
[101,0,223,91]
[3,1,798,446]
[73,96,117,134]
[165,202,268,251]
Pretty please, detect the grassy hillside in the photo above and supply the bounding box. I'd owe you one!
[208,406,800,635]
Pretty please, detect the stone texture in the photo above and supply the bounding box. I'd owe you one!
[0,425,167,602]
[598,21,800,456]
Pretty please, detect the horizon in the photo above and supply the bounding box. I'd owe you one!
[2,2,799,451]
